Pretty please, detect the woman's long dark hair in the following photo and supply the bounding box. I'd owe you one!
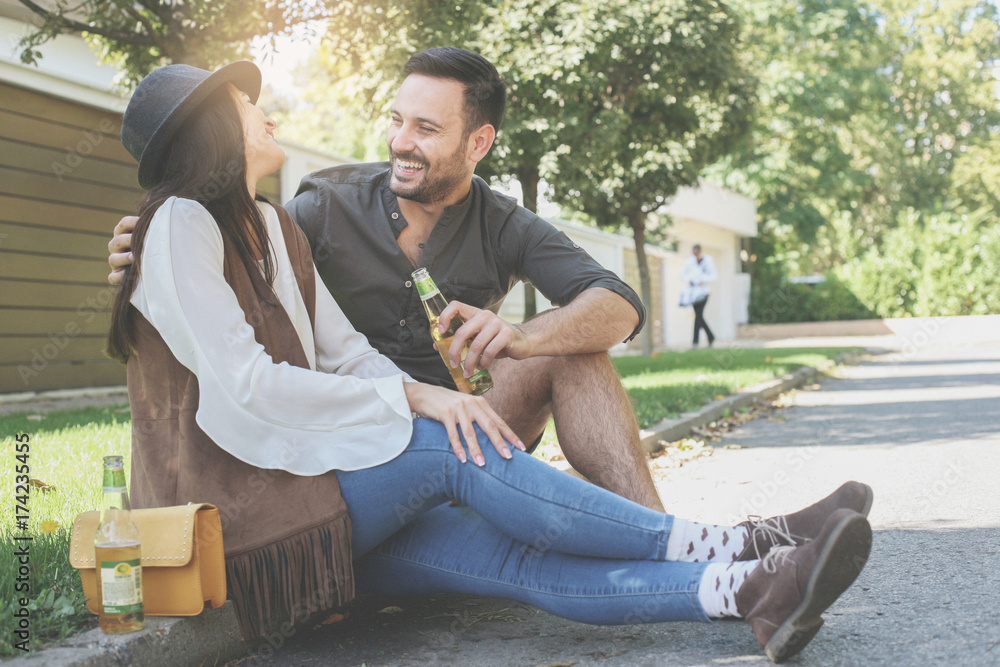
[107,85,276,363]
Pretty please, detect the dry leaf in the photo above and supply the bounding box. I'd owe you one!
[29,478,57,492]
[317,613,345,627]
[377,606,404,614]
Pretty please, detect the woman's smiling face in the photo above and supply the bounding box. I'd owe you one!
[228,83,285,187]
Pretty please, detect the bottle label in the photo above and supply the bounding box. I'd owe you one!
[102,468,127,493]
[99,559,143,614]
[415,280,440,299]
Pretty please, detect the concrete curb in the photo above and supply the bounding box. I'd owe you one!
[0,387,129,407]
[8,603,247,667]
[7,351,875,667]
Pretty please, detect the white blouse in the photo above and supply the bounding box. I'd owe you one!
[680,253,718,305]
[131,197,413,475]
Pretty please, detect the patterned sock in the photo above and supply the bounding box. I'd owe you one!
[697,561,757,618]
[665,518,751,562]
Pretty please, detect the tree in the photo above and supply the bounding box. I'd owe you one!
[872,0,1000,220]
[710,0,1000,323]
[473,0,588,318]
[704,0,890,321]
[15,0,332,85]
[548,0,756,355]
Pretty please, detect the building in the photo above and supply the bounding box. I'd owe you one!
[0,2,755,394]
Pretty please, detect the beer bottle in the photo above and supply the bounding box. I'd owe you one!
[412,267,493,395]
[94,455,144,633]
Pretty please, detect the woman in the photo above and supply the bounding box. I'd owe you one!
[110,61,872,663]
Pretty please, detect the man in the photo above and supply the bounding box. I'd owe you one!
[111,47,663,511]
[680,243,717,347]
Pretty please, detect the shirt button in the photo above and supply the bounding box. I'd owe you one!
[405,280,412,288]
[391,212,399,219]
[399,320,406,327]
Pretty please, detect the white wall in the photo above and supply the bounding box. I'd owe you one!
[277,140,353,203]
[660,182,756,348]
[0,13,125,112]
[662,179,757,237]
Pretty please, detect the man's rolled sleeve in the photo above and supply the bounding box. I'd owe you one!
[581,278,646,342]
[509,214,646,342]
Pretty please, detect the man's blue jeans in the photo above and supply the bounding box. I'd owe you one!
[335,419,710,624]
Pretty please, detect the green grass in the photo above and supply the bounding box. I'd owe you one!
[532,346,855,457]
[1,404,132,657]
[615,346,853,428]
[0,346,854,656]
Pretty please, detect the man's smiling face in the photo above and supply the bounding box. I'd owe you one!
[386,74,474,206]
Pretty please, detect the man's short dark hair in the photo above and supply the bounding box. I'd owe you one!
[403,47,507,135]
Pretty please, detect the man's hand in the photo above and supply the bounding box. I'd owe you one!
[438,302,532,379]
[108,216,138,284]
[403,382,526,465]
[437,288,639,375]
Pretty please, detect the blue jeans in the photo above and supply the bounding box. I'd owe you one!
[335,419,710,624]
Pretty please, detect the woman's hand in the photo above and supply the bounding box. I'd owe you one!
[403,382,526,466]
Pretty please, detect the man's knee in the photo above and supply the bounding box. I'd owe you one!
[553,351,617,379]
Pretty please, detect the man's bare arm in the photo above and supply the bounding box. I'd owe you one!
[440,287,640,377]
[517,287,638,357]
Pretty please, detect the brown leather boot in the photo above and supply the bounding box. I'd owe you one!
[734,508,872,663]
[734,481,873,561]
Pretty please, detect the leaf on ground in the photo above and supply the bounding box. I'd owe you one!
[315,613,345,627]
[377,606,405,614]
[651,439,714,470]
[29,478,57,492]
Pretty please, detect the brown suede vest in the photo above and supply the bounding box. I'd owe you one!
[127,203,353,640]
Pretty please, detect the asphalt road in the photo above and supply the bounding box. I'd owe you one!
[234,340,1000,667]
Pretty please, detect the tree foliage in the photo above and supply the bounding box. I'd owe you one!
[711,0,1000,322]
[15,0,331,86]
[837,205,1000,318]
[545,0,755,354]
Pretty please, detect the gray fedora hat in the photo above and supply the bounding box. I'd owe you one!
[122,61,261,189]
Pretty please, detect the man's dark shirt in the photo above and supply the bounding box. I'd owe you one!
[284,162,645,389]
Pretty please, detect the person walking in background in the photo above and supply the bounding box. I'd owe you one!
[680,244,717,347]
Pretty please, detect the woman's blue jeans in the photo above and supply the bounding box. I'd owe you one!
[335,419,710,624]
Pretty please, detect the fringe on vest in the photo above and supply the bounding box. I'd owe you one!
[225,514,354,641]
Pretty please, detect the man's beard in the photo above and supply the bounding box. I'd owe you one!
[389,146,468,205]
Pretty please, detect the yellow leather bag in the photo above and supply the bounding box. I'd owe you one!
[69,503,226,616]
